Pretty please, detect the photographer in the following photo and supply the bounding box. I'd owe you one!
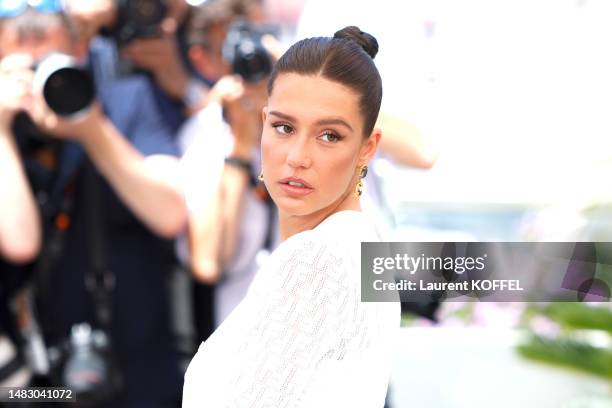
[66,0,205,128]
[176,0,281,331]
[0,52,42,389]
[0,5,187,407]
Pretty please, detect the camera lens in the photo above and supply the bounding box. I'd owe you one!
[43,68,95,117]
[115,0,167,45]
[234,50,271,83]
[34,53,96,118]
[223,22,272,83]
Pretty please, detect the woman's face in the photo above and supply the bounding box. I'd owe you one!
[261,73,378,219]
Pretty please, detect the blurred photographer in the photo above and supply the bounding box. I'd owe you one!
[0,53,40,385]
[0,2,187,406]
[175,0,283,332]
[66,0,205,130]
[0,48,40,389]
[199,75,276,328]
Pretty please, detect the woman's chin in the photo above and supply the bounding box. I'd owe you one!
[275,196,316,217]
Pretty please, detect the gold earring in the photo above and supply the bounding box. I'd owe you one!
[258,171,264,182]
[354,165,368,197]
[360,165,368,179]
[355,179,364,197]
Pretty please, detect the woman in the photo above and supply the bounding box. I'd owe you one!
[182,26,400,407]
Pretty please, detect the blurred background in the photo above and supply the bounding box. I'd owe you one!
[1,0,611,407]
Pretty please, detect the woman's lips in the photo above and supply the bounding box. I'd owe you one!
[279,177,313,188]
[279,183,314,197]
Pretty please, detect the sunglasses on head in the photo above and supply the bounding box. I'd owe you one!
[0,0,63,18]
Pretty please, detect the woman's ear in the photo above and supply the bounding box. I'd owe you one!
[358,127,382,166]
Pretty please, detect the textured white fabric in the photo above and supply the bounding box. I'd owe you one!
[182,210,400,407]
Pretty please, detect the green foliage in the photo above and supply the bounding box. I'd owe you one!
[542,303,612,333]
[517,303,612,380]
[517,335,612,380]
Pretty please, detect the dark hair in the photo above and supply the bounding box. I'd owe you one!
[267,26,382,137]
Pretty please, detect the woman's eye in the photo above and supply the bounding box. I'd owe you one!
[273,124,293,135]
[319,131,342,143]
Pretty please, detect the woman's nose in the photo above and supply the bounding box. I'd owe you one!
[286,135,312,169]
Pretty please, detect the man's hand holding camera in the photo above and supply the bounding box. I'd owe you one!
[224,79,268,160]
[122,30,190,101]
[25,92,105,143]
[63,0,116,43]
[0,54,35,131]
[0,52,103,142]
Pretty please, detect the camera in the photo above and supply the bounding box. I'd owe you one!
[47,323,122,406]
[8,53,95,155]
[114,0,167,46]
[222,20,273,83]
[33,53,96,119]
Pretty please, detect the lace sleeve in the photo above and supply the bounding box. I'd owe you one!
[229,235,355,407]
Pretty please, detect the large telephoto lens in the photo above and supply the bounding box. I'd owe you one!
[34,54,95,118]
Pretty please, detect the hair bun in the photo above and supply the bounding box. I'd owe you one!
[333,26,379,59]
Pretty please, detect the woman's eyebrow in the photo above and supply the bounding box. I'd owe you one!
[269,111,353,132]
[316,118,353,132]
[269,110,297,122]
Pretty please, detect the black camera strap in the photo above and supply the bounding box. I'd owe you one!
[81,158,114,331]
[58,158,123,403]
[34,143,84,304]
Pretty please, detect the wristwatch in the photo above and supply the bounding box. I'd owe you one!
[183,77,209,110]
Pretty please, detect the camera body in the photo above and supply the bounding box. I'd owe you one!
[222,20,273,83]
[47,323,122,406]
[114,0,168,47]
[33,53,96,119]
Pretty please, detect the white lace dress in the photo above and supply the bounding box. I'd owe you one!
[182,210,400,407]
